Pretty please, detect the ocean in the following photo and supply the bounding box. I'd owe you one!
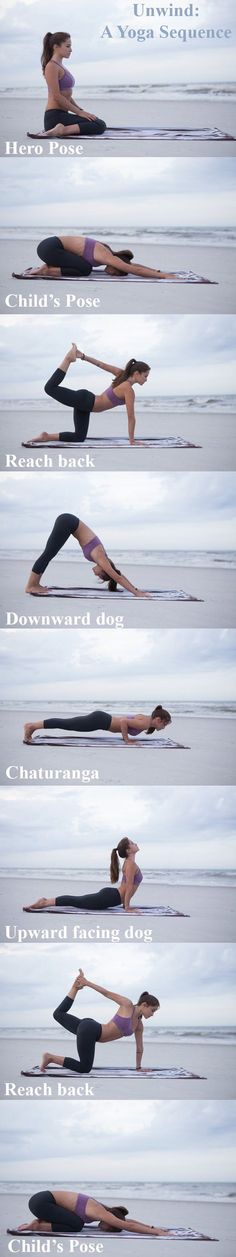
[1,549,236,569]
[1,868,235,886]
[0,1028,235,1046]
[1,227,235,246]
[1,83,236,101]
[1,700,235,718]
[1,396,235,413]
[0,1180,235,1203]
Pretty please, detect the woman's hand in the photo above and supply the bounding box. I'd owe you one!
[134,590,152,598]
[78,109,98,121]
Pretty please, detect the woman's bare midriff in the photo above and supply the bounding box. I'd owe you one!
[100,1019,131,1043]
[46,89,72,110]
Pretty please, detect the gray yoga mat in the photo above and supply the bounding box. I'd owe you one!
[7,1227,216,1239]
[23,904,187,917]
[29,734,188,749]
[22,437,200,448]
[17,271,213,284]
[21,1066,204,1079]
[33,588,199,602]
[89,126,235,142]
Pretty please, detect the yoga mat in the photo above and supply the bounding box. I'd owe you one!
[22,437,200,448]
[29,734,188,749]
[7,1228,217,1239]
[34,588,199,602]
[93,125,235,141]
[22,1066,204,1079]
[19,271,213,283]
[23,905,187,917]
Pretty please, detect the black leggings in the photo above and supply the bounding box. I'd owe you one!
[37,236,93,277]
[29,1190,84,1233]
[32,513,80,576]
[56,887,122,909]
[53,994,102,1073]
[44,109,106,135]
[44,710,112,733]
[44,367,95,442]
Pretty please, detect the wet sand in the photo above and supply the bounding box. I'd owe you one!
[2,409,236,472]
[1,561,235,629]
[1,710,235,785]
[1,877,235,943]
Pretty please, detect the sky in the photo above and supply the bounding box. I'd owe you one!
[1,472,236,554]
[0,1099,235,1182]
[1,314,235,399]
[0,942,235,1027]
[0,628,235,703]
[1,157,235,229]
[0,784,235,869]
[0,0,235,88]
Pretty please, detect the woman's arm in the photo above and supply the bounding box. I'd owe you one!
[92,547,150,598]
[135,1024,144,1070]
[45,63,82,116]
[76,350,122,374]
[83,977,132,1007]
[93,244,180,279]
[124,383,136,443]
[89,1202,169,1235]
[123,862,135,911]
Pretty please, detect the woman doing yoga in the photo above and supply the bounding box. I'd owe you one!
[13,233,184,281]
[28,32,106,138]
[26,343,150,445]
[24,838,143,913]
[25,511,151,597]
[13,1189,170,1236]
[23,705,171,744]
[40,968,160,1075]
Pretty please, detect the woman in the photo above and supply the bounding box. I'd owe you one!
[25,343,150,445]
[39,968,160,1074]
[11,1189,170,1236]
[28,31,106,138]
[24,838,143,913]
[23,705,172,744]
[12,234,185,281]
[25,511,151,597]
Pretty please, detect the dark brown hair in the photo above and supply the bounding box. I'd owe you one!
[41,31,70,74]
[99,1206,129,1231]
[137,991,160,1010]
[98,558,122,593]
[105,247,134,275]
[146,705,171,735]
[112,358,150,388]
[110,837,130,884]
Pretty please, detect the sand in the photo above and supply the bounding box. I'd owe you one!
[0,1037,235,1101]
[2,410,236,472]
[1,95,236,157]
[3,242,234,315]
[1,1193,235,1257]
[0,711,235,786]
[1,878,235,943]
[1,561,235,630]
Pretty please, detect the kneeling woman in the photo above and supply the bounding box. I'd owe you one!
[24,838,143,913]
[23,705,172,744]
[26,343,150,445]
[25,511,150,598]
[28,31,106,138]
[13,233,183,281]
[40,968,160,1074]
[13,1189,169,1236]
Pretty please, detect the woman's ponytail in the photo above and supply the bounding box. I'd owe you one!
[110,848,119,883]
[146,705,171,735]
[112,358,150,388]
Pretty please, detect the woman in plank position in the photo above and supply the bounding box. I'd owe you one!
[24,837,143,913]
[13,233,186,281]
[25,343,150,445]
[23,705,172,744]
[28,31,106,138]
[39,968,160,1075]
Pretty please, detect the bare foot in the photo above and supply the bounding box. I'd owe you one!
[40,1052,53,1072]
[17,1220,51,1233]
[25,572,49,595]
[12,266,61,279]
[23,723,37,744]
[25,431,54,445]
[23,897,53,911]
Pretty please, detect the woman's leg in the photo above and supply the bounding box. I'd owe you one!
[77,117,106,135]
[37,238,92,276]
[60,388,95,443]
[27,514,79,589]
[64,1018,102,1074]
[29,1191,83,1233]
[56,887,121,909]
[44,710,112,732]
[53,994,81,1036]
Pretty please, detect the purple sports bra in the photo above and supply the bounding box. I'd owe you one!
[82,534,102,561]
[83,237,99,267]
[112,1012,134,1037]
[76,1192,90,1222]
[123,867,143,886]
[105,385,123,407]
[126,716,141,737]
[52,61,75,91]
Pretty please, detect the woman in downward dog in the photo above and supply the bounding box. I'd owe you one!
[12,1189,170,1236]
[24,838,143,913]
[23,705,171,744]
[28,31,106,138]
[25,343,150,445]
[13,234,185,281]
[40,968,160,1075]
[25,512,150,598]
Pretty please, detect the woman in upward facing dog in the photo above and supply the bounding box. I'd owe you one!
[13,234,185,281]
[39,968,160,1074]
[24,838,144,913]
[23,705,172,744]
[25,343,150,445]
[28,31,106,138]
